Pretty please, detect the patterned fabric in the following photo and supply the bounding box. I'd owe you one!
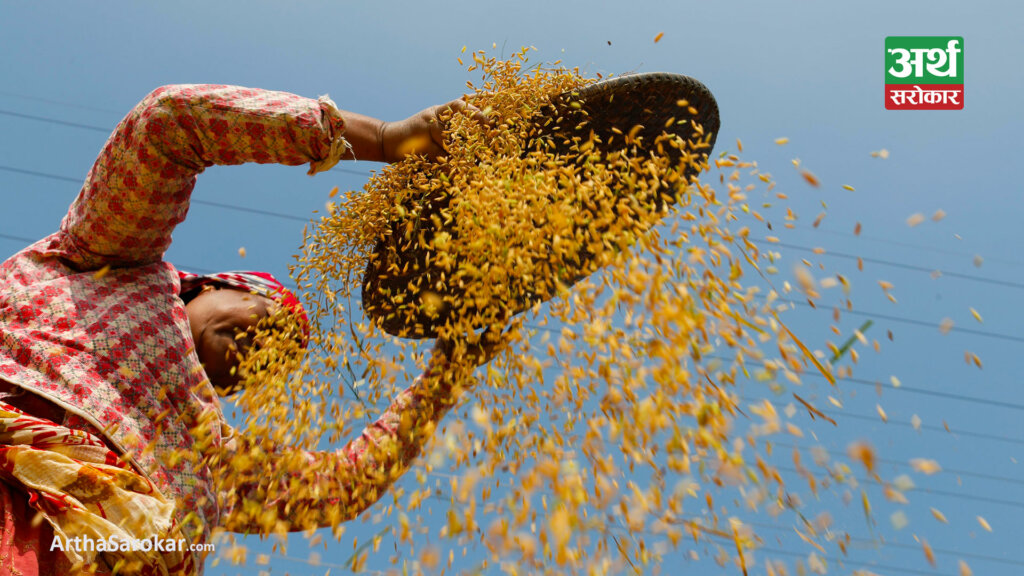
[0,84,463,571]
[0,401,192,575]
[177,270,308,338]
[1,479,62,576]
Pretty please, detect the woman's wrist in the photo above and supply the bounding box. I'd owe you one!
[378,121,389,163]
[338,110,387,162]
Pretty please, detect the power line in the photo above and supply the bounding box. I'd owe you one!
[0,109,110,133]
[775,294,1024,345]
[736,390,1024,448]
[0,232,216,275]
[796,224,1024,269]
[332,166,375,177]
[515,325,1024,448]
[0,90,123,115]
[768,439,1024,487]
[761,238,1024,291]
[761,544,961,576]
[2,106,1018,315]
[425,486,1011,574]
[524,322,1024,415]
[0,105,376,180]
[769,462,1024,510]
[187,198,309,222]
[0,232,34,244]
[745,520,1024,569]
[486,382,1024,506]
[435,456,1024,531]
[856,306,1024,343]
[0,164,81,184]
[809,403,1024,447]
[0,164,309,222]
[735,352,1024,412]
[758,544,952,576]
[759,358,1024,412]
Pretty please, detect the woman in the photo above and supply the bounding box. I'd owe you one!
[0,84,498,575]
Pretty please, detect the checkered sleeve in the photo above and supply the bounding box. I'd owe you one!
[216,362,468,533]
[58,84,350,270]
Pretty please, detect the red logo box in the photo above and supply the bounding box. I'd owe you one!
[885,84,964,110]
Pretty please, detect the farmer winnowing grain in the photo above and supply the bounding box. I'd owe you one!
[0,85,500,575]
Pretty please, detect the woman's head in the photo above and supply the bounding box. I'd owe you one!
[184,287,275,395]
[177,270,307,395]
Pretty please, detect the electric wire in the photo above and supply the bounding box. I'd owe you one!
[0,164,317,222]
[517,324,1024,452]
[514,325,1024,485]
[740,390,1024,447]
[769,462,1024,510]
[0,232,215,274]
[524,321,1024,413]
[768,439,1024,487]
[422,485,1016,573]
[0,232,34,244]
[732,351,1024,412]
[819,407,1023,446]
[760,237,1024,291]
[0,104,376,179]
[796,224,1024,269]
[776,294,1024,344]
[756,545,956,576]
[0,109,110,133]
[744,520,1023,569]
[0,90,124,115]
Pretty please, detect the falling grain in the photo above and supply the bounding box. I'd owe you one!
[906,213,925,227]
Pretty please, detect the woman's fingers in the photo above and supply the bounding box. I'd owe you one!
[446,97,492,127]
[385,97,491,163]
[432,99,492,145]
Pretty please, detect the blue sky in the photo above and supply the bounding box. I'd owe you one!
[2,1,1022,575]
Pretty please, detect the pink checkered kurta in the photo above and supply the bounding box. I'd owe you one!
[0,85,458,565]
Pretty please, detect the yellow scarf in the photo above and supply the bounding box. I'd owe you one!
[0,403,195,575]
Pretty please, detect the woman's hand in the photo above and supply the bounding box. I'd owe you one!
[340,98,488,163]
[381,99,489,163]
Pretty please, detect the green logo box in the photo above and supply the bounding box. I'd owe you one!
[885,36,963,84]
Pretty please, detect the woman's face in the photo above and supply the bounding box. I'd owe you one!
[184,287,276,395]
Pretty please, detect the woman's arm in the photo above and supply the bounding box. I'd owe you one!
[215,348,458,532]
[55,84,477,271]
[214,331,507,533]
[57,85,350,270]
